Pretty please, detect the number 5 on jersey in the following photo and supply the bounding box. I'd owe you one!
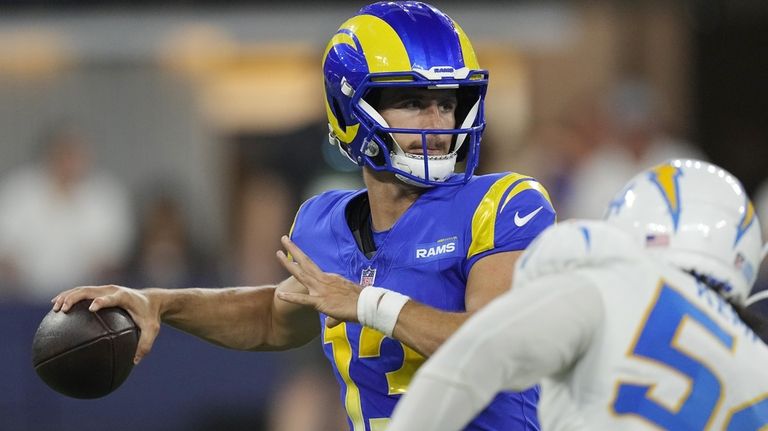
[612,282,768,430]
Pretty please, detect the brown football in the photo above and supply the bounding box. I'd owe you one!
[32,300,139,399]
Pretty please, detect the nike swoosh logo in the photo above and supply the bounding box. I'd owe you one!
[514,206,544,227]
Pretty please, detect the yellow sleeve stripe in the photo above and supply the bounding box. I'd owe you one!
[468,173,528,258]
[500,179,552,213]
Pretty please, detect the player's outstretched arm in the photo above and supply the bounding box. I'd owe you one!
[51,278,319,364]
[276,236,528,357]
[387,273,602,431]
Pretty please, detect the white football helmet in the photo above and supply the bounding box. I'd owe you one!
[605,159,763,306]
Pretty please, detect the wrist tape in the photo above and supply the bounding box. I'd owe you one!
[357,286,410,337]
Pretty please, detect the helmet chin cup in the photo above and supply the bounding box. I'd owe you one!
[392,151,458,187]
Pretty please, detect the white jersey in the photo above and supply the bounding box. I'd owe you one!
[388,221,768,431]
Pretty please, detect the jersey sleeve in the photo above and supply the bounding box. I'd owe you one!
[288,190,346,241]
[287,195,316,240]
[464,175,556,275]
[387,272,603,431]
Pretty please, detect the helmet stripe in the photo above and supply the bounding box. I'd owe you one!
[734,198,756,247]
[452,20,480,70]
[338,15,411,73]
[648,164,682,231]
[322,28,363,144]
[324,99,359,144]
[322,32,358,63]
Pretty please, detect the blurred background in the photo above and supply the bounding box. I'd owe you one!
[1,0,767,430]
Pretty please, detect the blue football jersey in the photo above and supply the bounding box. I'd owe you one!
[290,172,555,431]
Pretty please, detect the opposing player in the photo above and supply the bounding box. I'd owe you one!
[51,2,554,430]
[388,159,768,430]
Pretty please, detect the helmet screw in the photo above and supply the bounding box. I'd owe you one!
[364,141,380,157]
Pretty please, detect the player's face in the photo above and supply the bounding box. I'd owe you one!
[377,88,457,156]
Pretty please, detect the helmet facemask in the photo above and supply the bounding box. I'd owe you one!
[336,72,487,187]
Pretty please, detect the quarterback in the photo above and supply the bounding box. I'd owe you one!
[388,160,768,430]
[52,2,554,430]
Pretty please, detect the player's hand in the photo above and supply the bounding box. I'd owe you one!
[51,285,161,365]
[276,235,361,327]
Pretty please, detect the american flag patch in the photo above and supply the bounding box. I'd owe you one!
[735,253,745,269]
[645,234,669,247]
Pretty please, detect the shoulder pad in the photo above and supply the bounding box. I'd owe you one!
[515,220,643,284]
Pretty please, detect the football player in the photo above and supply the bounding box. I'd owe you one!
[388,159,768,430]
[52,2,554,430]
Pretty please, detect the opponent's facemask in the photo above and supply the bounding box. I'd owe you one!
[322,1,489,187]
[605,159,764,306]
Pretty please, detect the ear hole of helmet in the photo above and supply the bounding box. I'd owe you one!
[360,87,393,166]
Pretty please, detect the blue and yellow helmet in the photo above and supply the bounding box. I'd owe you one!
[322,1,489,187]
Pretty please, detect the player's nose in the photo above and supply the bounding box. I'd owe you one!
[422,103,446,128]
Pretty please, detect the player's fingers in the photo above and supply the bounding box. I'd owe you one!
[88,292,122,312]
[276,250,310,284]
[280,236,323,275]
[54,285,114,312]
[133,320,158,365]
[276,291,317,308]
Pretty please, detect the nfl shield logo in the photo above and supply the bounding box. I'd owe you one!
[360,266,377,287]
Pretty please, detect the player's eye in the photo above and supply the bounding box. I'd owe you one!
[439,100,457,113]
[399,99,423,110]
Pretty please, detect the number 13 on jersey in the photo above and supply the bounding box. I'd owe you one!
[324,321,425,431]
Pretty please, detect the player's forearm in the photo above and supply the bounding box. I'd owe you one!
[391,301,471,357]
[148,286,285,351]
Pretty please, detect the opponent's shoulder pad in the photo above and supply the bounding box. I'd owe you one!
[515,220,644,283]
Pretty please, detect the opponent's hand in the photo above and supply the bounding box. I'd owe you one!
[51,285,161,365]
[276,235,362,327]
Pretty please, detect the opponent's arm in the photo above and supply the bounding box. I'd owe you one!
[387,274,602,431]
[51,276,319,364]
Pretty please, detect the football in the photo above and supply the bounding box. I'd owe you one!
[32,300,139,399]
